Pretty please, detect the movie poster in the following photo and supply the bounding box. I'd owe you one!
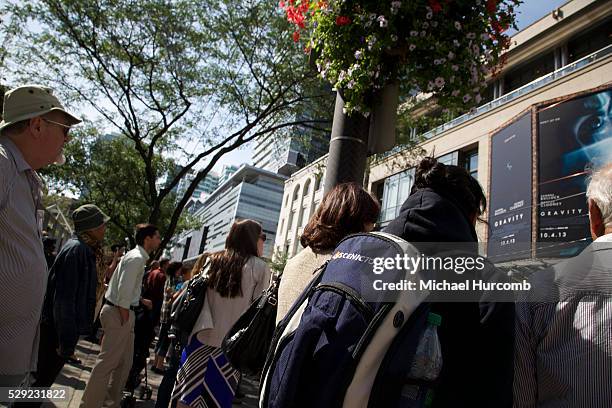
[488,113,532,263]
[537,88,612,257]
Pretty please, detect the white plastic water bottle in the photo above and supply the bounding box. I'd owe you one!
[400,312,443,407]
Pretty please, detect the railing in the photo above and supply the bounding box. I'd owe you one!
[407,43,612,143]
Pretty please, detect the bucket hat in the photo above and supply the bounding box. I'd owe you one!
[0,85,81,132]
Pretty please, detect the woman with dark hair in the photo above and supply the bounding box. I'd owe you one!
[276,182,380,322]
[384,157,514,408]
[171,219,270,408]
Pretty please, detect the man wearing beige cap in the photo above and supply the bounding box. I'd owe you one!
[0,85,81,386]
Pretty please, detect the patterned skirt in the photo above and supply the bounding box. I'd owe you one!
[171,334,240,408]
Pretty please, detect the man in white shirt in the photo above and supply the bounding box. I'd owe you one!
[80,224,161,408]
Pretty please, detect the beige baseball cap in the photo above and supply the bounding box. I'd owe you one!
[0,84,82,132]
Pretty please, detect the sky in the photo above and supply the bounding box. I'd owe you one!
[216,0,570,172]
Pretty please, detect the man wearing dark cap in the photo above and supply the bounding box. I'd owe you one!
[23,204,109,395]
[0,85,81,386]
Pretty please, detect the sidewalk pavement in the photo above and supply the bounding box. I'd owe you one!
[39,339,260,408]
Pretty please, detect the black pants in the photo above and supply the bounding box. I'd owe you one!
[13,322,65,408]
[154,339,180,408]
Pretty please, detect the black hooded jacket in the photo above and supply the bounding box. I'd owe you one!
[384,188,514,408]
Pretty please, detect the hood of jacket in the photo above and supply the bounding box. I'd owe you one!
[383,187,478,243]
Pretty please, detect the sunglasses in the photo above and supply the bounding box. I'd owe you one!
[260,233,267,242]
[43,118,71,137]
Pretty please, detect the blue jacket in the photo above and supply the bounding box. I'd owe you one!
[43,237,97,357]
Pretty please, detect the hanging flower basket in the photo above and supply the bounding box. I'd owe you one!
[280,0,520,115]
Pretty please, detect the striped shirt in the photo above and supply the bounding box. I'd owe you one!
[0,136,47,375]
[514,234,612,407]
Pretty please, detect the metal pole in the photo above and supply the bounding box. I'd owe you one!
[323,91,370,193]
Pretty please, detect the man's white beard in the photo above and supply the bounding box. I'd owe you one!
[54,152,66,165]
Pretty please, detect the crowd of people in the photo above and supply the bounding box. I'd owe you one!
[1,84,611,408]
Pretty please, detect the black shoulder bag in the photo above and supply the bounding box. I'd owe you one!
[169,268,209,344]
[222,272,281,374]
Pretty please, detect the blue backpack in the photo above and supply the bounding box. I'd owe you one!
[259,232,433,408]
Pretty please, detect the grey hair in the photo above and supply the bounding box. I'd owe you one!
[586,163,612,227]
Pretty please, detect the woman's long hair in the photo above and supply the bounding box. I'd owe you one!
[207,219,262,298]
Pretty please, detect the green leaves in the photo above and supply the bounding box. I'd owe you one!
[3,0,333,255]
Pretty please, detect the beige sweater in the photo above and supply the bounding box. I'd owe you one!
[276,247,333,323]
[193,256,271,348]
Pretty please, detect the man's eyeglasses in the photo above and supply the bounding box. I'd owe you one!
[260,233,267,242]
[43,118,71,137]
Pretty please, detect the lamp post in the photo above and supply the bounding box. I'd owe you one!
[323,82,399,193]
[323,91,370,194]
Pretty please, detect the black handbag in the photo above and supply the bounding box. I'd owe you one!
[169,268,209,342]
[221,273,281,374]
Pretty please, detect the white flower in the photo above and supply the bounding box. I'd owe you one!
[355,50,362,60]
[454,21,461,30]
[347,80,355,89]
[420,31,426,37]
[368,36,377,50]
[338,70,346,82]
[423,22,429,29]
[409,44,416,51]
[434,59,440,65]
[435,77,445,87]
[391,1,402,9]
[448,51,455,59]
[378,16,388,28]
[391,34,398,42]
[369,13,377,20]
[410,30,418,37]
[451,65,459,71]
[365,21,372,28]
[453,39,461,47]
[466,32,476,39]
[431,21,438,27]
[426,12,433,20]
[427,81,434,91]
[452,89,460,97]
[463,94,471,103]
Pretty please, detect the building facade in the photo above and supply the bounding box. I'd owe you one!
[252,128,330,177]
[275,0,612,262]
[273,155,327,258]
[168,165,286,262]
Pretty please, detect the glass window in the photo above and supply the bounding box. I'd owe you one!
[461,148,479,180]
[437,151,458,166]
[504,52,555,93]
[379,168,415,223]
[568,17,612,62]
